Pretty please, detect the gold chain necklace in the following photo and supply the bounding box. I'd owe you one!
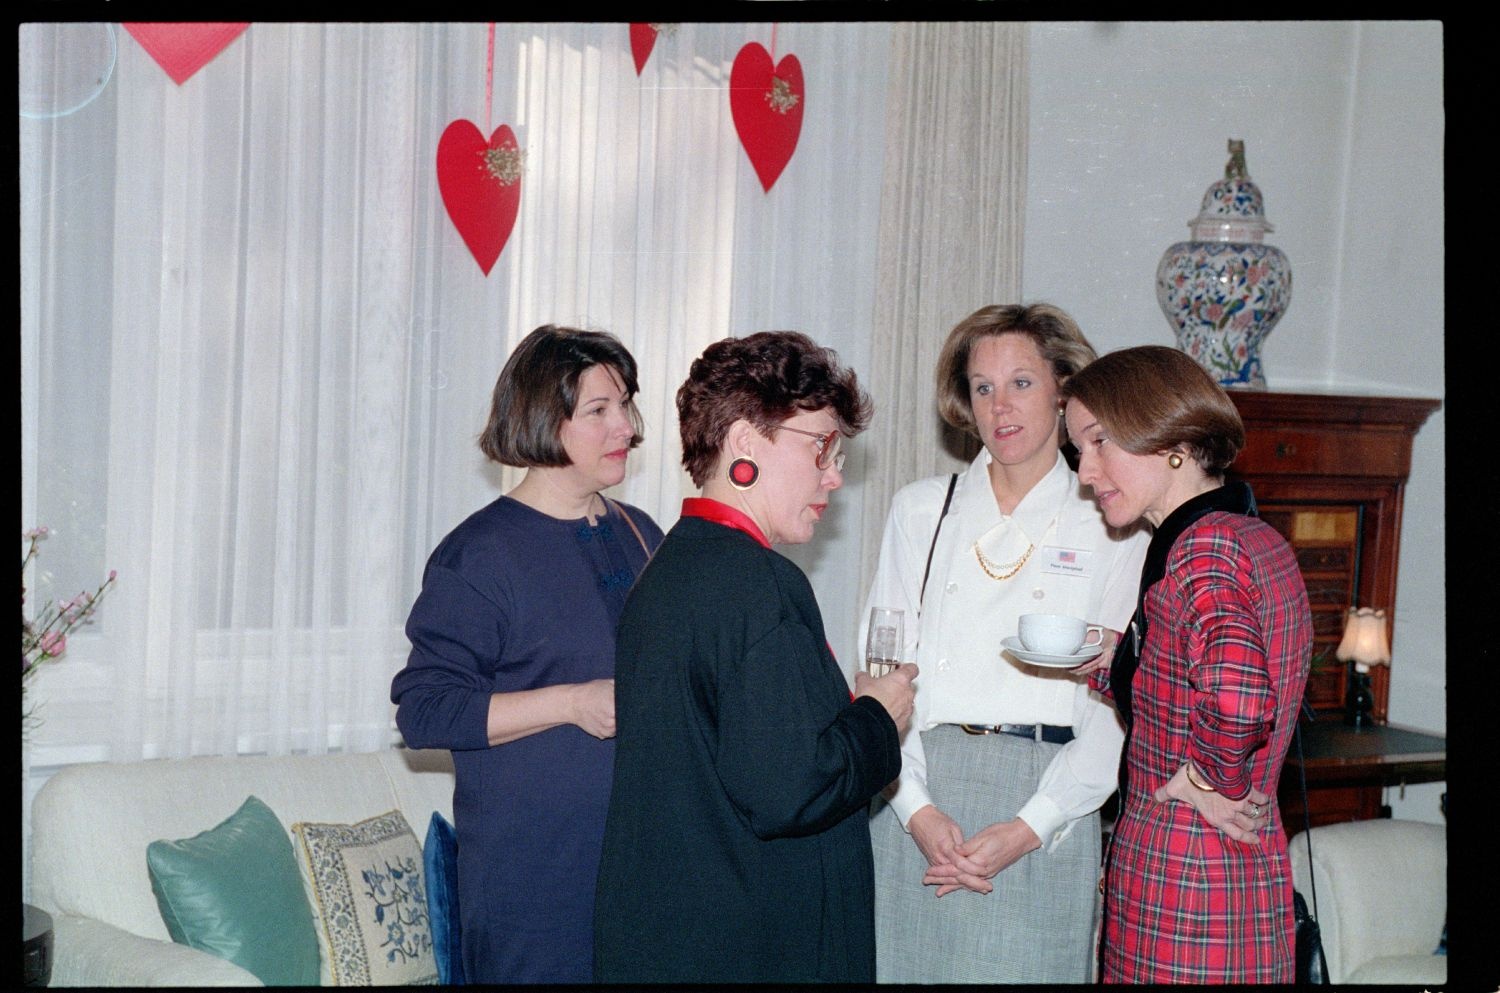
[973,541,1034,581]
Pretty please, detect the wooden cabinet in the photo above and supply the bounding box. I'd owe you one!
[1226,391,1442,832]
[1226,391,1440,724]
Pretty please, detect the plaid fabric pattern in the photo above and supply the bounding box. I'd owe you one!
[1101,513,1311,984]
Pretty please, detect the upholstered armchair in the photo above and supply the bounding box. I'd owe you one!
[1288,819,1446,984]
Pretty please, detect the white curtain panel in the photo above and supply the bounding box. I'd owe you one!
[20,21,902,762]
[858,21,1029,590]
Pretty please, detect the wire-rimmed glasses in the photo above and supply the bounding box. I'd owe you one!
[778,425,846,471]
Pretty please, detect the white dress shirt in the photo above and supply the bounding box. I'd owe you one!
[860,449,1149,849]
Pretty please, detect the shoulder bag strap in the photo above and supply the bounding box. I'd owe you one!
[604,496,654,561]
[1295,712,1331,985]
[918,473,959,613]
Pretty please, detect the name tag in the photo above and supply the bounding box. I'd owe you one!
[1040,545,1092,577]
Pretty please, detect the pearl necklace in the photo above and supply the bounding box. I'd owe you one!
[973,541,1034,581]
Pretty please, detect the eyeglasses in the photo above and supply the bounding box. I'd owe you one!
[779,425,846,471]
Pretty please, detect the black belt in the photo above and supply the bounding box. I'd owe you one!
[958,723,1074,744]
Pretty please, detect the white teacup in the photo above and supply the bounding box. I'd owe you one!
[1018,613,1104,656]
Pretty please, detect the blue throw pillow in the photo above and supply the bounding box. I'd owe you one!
[424,811,464,985]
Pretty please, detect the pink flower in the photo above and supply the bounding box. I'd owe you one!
[39,632,66,657]
[1206,303,1224,321]
[1246,264,1266,287]
[1232,312,1253,330]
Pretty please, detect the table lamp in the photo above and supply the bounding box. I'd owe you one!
[1336,606,1390,728]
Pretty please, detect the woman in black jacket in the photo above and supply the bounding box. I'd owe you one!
[593,331,916,983]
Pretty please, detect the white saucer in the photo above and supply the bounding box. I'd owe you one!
[1000,635,1103,668]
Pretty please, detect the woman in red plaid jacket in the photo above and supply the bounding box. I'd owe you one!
[1061,346,1312,983]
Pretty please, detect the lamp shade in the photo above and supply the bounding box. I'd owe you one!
[1336,607,1391,670]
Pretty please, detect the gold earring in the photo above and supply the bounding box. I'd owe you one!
[1167,453,1184,469]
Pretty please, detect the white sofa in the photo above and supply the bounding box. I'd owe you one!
[1288,819,1446,984]
[28,748,455,987]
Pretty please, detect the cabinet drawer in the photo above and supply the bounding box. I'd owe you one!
[1234,428,1413,478]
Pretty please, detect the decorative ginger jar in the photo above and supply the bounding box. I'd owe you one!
[1156,139,1291,389]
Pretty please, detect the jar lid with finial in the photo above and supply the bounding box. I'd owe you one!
[1188,139,1274,243]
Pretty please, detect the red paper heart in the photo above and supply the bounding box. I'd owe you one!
[729,44,804,193]
[123,23,249,85]
[629,24,657,75]
[436,121,523,276]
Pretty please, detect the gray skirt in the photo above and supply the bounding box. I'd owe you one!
[871,724,1101,983]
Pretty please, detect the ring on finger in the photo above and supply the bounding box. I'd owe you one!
[1248,801,1263,818]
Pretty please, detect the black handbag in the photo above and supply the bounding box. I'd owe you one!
[1291,713,1330,985]
[1293,889,1327,985]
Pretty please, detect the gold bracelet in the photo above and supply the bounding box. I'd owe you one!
[1183,761,1217,793]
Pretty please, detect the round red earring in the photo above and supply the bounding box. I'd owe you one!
[728,457,759,490]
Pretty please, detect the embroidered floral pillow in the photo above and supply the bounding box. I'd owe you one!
[291,809,437,985]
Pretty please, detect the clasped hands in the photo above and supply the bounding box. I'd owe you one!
[910,805,1041,897]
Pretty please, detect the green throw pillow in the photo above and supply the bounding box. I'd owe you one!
[146,795,321,986]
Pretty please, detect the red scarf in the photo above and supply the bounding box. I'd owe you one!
[679,497,771,548]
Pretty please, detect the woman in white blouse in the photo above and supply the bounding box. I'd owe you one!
[861,304,1149,983]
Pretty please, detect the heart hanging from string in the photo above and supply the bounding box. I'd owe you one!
[436,121,523,276]
[629,23,678,75]
[630,24,657,75]
[122,22,250,85]
[729,41,804,193]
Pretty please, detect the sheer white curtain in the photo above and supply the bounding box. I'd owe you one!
[20,22,893,770]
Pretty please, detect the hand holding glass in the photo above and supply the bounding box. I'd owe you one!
[865,608,904,677]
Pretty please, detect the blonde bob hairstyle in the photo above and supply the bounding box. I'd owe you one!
[934,303,1098,442]
[1059,344,1245,475]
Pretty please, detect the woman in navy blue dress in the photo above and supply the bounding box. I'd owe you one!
[391,325,662,984]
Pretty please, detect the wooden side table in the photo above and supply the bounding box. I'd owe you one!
[1279,720,1446,833]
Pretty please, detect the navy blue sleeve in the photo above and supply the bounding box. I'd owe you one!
[391,561,502,752]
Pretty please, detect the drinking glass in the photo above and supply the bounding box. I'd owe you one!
[864,607,904,677]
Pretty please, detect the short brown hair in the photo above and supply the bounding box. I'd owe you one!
[478,324,644,467]
[676,331,873,488]
[935,303,1098,440]
[1059,345,1244,474]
